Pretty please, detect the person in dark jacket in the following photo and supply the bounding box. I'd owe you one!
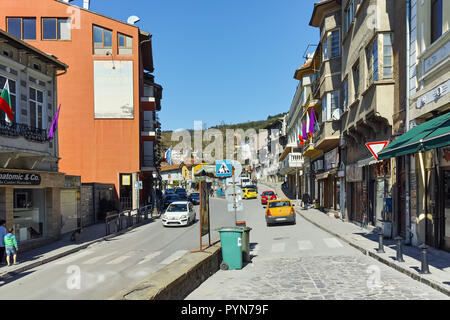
[302,193,310,209]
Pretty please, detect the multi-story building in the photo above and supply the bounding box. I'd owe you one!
[307,0,343,215]
[338,0,401,227]
[280,64,307,200]
[0,0,163,213]
[0,29,73,251]
[379,0,450,251]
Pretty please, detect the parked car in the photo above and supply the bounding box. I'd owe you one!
[174,188,188,200]
[242,188,257,200]
[162,201,196,227]
[188,192,200,205]
[261,191,277,205]
[163,194,181,208]
[246,184,258,193]
[265,199,296,226]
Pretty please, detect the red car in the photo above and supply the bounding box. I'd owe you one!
[261,191,277,205]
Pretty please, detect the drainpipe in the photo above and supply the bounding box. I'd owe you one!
[405,0,411,244]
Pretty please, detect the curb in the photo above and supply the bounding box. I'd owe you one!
[111,243,222,300]
[0,217,155,280]
[295,209,450,297]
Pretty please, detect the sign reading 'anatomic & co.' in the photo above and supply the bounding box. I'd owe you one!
[0,172,41,185]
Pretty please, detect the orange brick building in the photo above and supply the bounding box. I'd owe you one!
[0,0,163,211]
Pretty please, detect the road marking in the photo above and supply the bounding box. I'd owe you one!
[297,240,314,251]
[160,250,188,265]
[271,242,285,253]
[138,251,163,265]
[55,250,95,265]
[106,255,132,265]
[83,251,118,265]
[323,238,343,248]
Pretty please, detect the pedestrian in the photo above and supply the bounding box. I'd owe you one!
[302,193,310,210]
[0,220,6,265]
[4,227,18,266]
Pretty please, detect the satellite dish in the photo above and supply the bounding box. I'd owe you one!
[127,15,140,25]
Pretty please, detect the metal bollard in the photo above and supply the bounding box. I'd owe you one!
[419,244,431,274]
[395,236,404,262]
[377,227,385,253]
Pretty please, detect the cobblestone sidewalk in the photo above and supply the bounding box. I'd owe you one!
[263,181,450,297]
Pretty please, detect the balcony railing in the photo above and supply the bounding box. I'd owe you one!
[0,120,48,142]
[280,152,304,175]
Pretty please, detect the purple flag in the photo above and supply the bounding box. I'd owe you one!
[48,104,61,140]
[302,121,307,140]
[309,108,316,137]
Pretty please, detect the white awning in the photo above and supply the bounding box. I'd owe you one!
[357,156,382,168]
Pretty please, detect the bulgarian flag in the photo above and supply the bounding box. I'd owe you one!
[0,79,14,124]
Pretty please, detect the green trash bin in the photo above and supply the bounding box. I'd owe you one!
[236,226,252,262]
[217,227,244,270]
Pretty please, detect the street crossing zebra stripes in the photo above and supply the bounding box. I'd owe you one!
[249,237,345,254]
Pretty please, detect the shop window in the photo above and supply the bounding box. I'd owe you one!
[42,18,71,40]
[13,189,46,242]
[93,25,112,54]
[118,33,133,55]
[0,76,17,122]
[7,17,36,40]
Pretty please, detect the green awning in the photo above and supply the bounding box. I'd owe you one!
[378,112,450,160]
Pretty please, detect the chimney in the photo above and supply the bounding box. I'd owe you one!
[83,0,90,9]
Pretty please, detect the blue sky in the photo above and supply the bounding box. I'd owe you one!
[86,0,319,131]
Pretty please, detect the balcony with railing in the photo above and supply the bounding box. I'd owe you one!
[314,120,341,152]
[279,152,304,175]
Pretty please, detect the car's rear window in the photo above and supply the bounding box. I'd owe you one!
[268,201,291,208]
[247,189,256,193]
[263,191,274,196]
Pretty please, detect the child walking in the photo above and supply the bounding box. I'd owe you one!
[4,228,18,266]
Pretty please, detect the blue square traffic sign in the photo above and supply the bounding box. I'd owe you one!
[215,160,232,177]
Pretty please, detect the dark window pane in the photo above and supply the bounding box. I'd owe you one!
[30,101,36,127]
[104,29,112,47]
[23,18,36,40]
[7,18,22,39]
[431,0,443,43]
[37,90,43,103]
[29,88,36,101]
[38,104,42,129]
[43,18,57,40]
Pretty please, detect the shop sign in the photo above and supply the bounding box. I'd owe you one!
[0,172,41,185]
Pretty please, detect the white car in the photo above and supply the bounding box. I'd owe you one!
[161,201,196,227]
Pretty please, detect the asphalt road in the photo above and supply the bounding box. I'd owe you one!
[0,198,235,300]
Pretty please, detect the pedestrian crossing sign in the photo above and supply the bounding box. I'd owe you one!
[216,160,232,177]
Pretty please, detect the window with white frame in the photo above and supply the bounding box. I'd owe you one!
[322,29,340,61]
[0,75,17,122]
[367,36,379,85]
[352,62,360,99]
[322,91,341,121]
[343,79,348,111]
[29,87,44,129]
[383,33,393,79]
[323,37,328,60]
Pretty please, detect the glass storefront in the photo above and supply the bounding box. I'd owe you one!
[13,189,46,242]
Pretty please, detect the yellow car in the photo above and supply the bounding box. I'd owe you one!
[242,188,257,200]
[265,199,296,226]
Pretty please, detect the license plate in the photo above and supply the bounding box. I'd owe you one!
[276,218,287,221]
